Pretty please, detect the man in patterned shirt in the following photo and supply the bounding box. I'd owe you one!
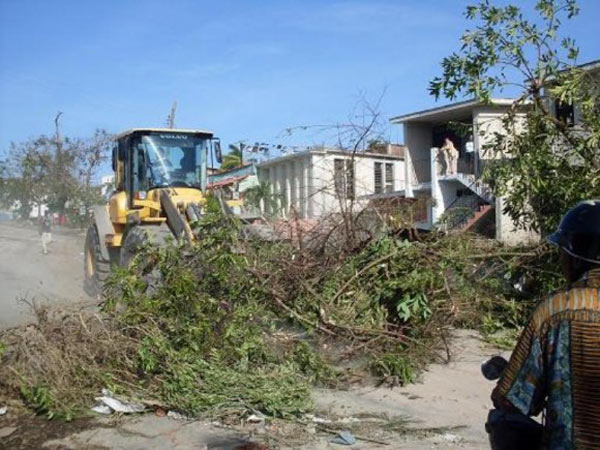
[490,200,600,449]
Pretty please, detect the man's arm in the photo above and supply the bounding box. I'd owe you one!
[491,318,546,416]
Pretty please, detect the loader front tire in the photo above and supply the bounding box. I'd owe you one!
[119,226,148,268]
[84,225,110,296]
[119,225,171,268]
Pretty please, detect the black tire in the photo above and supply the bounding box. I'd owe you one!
[84,225,111,296]
[119,225,171,268]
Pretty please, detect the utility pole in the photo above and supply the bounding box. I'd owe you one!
[54,111,63,145]
[167,101,177,129]
[53,111,64,215]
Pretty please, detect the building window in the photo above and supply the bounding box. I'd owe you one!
[385,163,394,193]
[334,158,354,199]
[374,162,394,194]
[555,99,575,126]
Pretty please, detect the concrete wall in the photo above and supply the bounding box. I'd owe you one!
[403,122,432,184]
[473,107,527,160]
[308,153,404,218]
[495,196,540,246]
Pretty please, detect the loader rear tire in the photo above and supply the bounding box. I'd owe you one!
[84,225,111,297]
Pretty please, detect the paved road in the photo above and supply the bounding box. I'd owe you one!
[0,222,91,330]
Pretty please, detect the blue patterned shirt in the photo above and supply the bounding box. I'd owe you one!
[493,269,600,449]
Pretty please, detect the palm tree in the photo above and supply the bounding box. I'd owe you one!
[244,181,277,216]
[220,143,245,171]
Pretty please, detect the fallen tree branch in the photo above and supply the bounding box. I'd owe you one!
[330,251,399,303]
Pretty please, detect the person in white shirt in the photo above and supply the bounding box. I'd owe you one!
[39,210,52,255]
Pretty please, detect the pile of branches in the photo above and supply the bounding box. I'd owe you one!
[0,198,561,421]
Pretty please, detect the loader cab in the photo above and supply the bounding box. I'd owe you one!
[112,128,222,206]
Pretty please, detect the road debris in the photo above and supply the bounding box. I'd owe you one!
[432,432,461,444]
[318,424,390,446]
[305,414,331,424]
[90,404,112,415]
[92,389,145,414]
[167,410,193,420]
[0,406,7,416]
[331,430,357,445]
[154,407,167,417]
[246,413,265,424]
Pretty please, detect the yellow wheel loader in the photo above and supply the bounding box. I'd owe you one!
[84,128,223,295]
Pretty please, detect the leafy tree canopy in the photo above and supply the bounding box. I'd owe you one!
[430,0,599,234]
[1,126,112,223]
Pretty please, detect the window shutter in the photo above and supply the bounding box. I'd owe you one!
[385,163,394,193]
[374,162,382,194]
[345,160,354,199]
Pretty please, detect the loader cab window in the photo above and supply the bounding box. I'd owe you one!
[130,133,209,191]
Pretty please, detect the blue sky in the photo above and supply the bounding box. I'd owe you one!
[1,0,599,173]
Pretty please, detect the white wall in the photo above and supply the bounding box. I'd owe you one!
[473,107,527,160]
[495,196,539,246]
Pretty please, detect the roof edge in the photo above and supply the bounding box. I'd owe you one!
[257,147,404,167]
[389,98,517,124]
[115,128,214,140]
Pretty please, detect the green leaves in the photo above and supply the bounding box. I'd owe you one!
[432,0,582,102]
[432,0,599,234]
[370,354,416,385]
[396,293,431,322]
[1,128,111,220]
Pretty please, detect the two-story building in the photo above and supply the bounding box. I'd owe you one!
[256,146,405,219]
[390,59,600,245]
[391,98,537,245]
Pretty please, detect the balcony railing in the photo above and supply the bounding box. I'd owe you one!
[408,149,489,188]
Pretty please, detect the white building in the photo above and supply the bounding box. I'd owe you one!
[391,98,538,245]
[256,146,405,219]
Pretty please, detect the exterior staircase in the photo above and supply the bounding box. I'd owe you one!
[461,203,494,232]
[442,195,495,233]
[450,172,494,203]
[440,172,495,233]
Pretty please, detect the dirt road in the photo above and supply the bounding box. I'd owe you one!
[0,222,91,330]
[1,330,503,449]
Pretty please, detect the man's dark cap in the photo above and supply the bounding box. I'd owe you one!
[547,200,600,263]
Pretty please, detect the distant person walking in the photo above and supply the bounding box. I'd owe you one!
[441,137,458,175]
[40,210,52,255]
